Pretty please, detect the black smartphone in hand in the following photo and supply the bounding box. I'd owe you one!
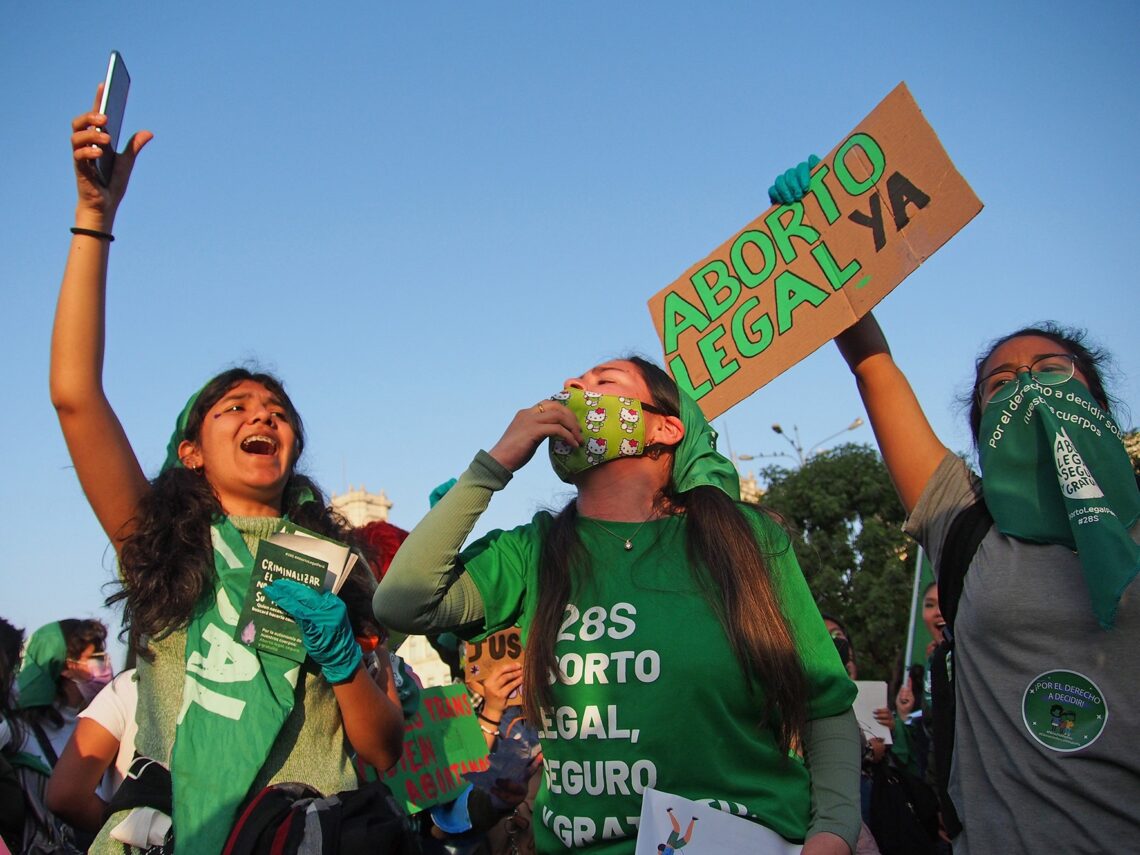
[93,50,130,187]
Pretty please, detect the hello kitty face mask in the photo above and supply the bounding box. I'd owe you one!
[547,388,652,482]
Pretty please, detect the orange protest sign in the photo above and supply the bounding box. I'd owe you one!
[648,82,982,419]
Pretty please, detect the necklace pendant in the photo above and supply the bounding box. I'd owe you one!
[624,540,633,551]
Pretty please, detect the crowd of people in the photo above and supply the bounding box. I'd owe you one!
[0,89,1135,855]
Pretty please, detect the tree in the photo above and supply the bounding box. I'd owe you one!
[758,442,913,681]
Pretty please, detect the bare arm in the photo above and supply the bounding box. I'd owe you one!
[332,659,405,772]
[835,313,948,513]
[45,718,117,832]
[478,663,523,750]
[50,89,153,547]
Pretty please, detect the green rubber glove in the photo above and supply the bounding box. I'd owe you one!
[429,478,458,508]
[389,651,422,718]
[768,154,820,205]
[264,579,362,684]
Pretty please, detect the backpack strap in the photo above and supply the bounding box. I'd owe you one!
[929,497,992,839]
[30,721,60,768]
[937,499,992,641]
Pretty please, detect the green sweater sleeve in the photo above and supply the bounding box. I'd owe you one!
[373,450,512,634]
[802,707,861,853]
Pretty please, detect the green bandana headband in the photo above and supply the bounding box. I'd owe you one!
[979,377,1140,629]
[162,385,205,474]
[16,622,67,709]
[673,386,741,500]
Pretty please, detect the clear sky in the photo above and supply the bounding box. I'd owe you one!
[4,1,1137,666]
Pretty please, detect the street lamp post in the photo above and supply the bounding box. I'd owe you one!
[803,417,865,459]
[737,418,864,468]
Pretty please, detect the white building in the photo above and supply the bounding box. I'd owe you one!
[330,485,393,527]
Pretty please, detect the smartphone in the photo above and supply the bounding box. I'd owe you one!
[93,50,130,187]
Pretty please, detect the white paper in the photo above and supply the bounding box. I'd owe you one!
[853,680,892,744]
[269,530,354,593]
[635,787,801,855]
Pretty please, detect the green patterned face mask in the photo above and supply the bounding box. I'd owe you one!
[547,388,650,482]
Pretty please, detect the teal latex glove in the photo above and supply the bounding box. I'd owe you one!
[429,477,458,508]
[768,154,820,205]
[389,651,422,718]
[264,579,362,684]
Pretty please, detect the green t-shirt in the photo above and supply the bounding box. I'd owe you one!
[461,510,855,853]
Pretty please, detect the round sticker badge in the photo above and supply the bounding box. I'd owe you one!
[1022,670,1108,752]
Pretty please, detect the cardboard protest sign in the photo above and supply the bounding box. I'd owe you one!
[381,684,491,814]
[648,82,982,419]
[465,627,523,706]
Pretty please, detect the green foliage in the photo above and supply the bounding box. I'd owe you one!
[759,442,913,681]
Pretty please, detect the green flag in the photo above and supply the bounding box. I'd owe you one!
[904,546,936,669]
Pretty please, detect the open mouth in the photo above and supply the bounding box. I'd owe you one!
[240,435,279,456]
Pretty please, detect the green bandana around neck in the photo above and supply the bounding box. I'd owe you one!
[16,622,67,709]
[548,388,650,481]
[170,518,301,854]
[978,376,1140,629]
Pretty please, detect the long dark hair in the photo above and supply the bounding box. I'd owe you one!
[108,368,369,655]
[522,357,809,753]
[967,323,1115,443]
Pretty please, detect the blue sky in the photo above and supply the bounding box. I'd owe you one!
[4,2,1137,665]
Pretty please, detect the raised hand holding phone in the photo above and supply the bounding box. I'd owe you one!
[93,50,129,186]
[70,55,152,233]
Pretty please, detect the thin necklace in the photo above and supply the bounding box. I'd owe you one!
[587,511,658,551]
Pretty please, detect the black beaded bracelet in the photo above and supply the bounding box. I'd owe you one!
[70,227,115,242]
[478,712,501,726]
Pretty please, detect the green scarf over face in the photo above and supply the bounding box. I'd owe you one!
[16,622,67,709]
[673,386,741,500]
[979,377,1140,629]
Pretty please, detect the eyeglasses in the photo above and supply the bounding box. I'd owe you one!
[67,651,111,669]
[976,354,1076,406]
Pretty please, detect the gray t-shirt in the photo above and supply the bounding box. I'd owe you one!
[904,453,1140,855]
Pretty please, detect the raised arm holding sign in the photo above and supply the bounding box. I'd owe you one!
[648,82,982,419]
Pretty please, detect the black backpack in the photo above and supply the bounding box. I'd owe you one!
[867,757,941,855]
[222,779,421,855]
[928,499,992,840]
